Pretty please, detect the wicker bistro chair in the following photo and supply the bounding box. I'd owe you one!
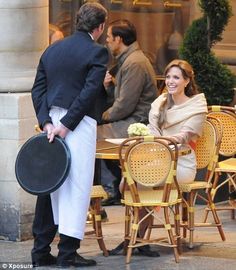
[179,117,226,249]
[119,136,181,263]
[85,185,109,256]
[204,106,236,220]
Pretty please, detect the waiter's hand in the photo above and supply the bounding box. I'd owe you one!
[43,123,55,142]
[49,123,70,142]
[43,122,69,143]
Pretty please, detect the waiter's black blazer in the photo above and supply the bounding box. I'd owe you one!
[31,31,108,131]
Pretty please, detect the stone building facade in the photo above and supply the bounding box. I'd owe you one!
[0,0,48,240]
[0,0,235,241]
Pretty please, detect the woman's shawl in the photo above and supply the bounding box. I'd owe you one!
[148,93,208,141]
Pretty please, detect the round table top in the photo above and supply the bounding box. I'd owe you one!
[96,139,191,160]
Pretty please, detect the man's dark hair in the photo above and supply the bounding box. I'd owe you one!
[76,2,107,33]
[109,19,137,46]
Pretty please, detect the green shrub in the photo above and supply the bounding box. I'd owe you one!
[179,0,236,105]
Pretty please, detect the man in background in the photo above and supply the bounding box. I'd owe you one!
[97,19,157,205]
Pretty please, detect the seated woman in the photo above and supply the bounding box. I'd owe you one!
[111,59,208,257]
[148,59,208,183]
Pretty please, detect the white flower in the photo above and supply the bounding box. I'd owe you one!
[127,123,150,136]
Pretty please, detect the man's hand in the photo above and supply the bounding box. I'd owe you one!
[43,123,55,142]
[51,124,70,141]
[103,70,113,89]
[43,122,69,143]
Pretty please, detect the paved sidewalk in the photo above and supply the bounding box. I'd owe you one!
[0,203,236,270]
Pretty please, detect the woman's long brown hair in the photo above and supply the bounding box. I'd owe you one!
[158,59,199,128]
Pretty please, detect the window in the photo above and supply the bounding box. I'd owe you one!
[49,0,191,74]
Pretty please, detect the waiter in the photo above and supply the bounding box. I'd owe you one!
[31,2,108,268]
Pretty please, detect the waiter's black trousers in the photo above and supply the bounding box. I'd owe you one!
[31,195,80,262]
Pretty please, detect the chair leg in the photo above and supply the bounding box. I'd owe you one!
[123,206,131,256]
[203,172,219,223]
[181,193,188,239]
[230,207,235,219]
[164,207,179,263]
[188,191,195,249]
[205,172,236,220]
[206,192,226,241]
[229,177,236,219]
[203,207,210,223]
[174,203,182,254]
[124,206,131,242]
[91,198,109,257]
[145,214,154,241]
[126,208,139,264]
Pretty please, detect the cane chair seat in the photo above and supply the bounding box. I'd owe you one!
[179,117,225,248]
[179,182,211,193]
[206,106,236,219]
[122,189,180,206]
[217,158,236,172]
[119,136,181,263]
[90,185,108,199]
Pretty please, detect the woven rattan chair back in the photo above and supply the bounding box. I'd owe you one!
[127,141,173,187]
[206,106,236,219]
[195,118,218,170]
[208,106,236,157]
[119,136,179,203]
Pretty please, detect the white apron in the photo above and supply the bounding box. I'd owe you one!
[49,107,96,240]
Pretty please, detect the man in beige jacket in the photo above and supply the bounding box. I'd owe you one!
[97,19,157,206]
[98,19,157,139]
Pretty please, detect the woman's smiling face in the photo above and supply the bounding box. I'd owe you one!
[165,66,190,97]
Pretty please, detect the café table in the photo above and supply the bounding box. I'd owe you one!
[96,140,122,160]
[96,138,191,160]
[94,138,191,184]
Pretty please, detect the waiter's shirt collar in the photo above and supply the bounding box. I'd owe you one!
[88,32,94,40]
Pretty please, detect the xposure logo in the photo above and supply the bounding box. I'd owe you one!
[0,263,33,269]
